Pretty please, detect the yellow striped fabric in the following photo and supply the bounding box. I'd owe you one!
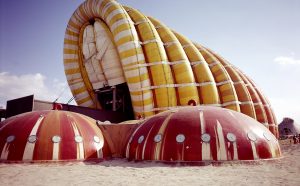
[63,0,278,135]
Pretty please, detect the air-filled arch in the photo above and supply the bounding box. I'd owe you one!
[63,0,278,136]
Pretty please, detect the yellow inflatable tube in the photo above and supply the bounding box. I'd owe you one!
[63,0,279,137]
[124,7,177,112]
[172,32,220,105]
[148,17,200,106]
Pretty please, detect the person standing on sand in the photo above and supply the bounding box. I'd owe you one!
[293,135,297,144]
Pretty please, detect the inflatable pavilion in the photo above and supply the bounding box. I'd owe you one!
[0,0,281,163]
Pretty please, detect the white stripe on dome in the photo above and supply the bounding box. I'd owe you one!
[215,120,227,161]
[70,120,85,160]
[23,115,44,160]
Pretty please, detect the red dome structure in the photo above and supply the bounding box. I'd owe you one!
[126,106,281,162]
[0,110,110,162]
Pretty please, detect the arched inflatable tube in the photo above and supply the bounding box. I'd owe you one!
[63,0,278,136]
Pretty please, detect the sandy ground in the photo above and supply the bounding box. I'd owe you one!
[0,144,299,186]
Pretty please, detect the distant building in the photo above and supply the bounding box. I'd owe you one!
[278,118,300,138]
[1,95,131,124]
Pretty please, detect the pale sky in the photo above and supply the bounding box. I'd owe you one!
[0,0,299,123]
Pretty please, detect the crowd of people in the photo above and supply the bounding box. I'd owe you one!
[292,134,300,144]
